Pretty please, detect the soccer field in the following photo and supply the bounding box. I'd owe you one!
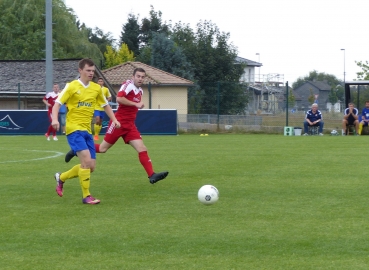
[1,134,369,269]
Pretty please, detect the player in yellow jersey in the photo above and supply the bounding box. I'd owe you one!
[51,58,121,205]
[93,77,112,141]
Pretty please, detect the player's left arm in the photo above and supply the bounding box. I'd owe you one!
[97,89,120,128]
[103,105,120,128]
[51,102,61,131]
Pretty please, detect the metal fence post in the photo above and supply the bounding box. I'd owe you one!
[148,82,152,109]
[286,81,289,126]
[18,83,21,110]
[217,81,220,129]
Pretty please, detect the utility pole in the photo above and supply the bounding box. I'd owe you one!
[45,0,53,93]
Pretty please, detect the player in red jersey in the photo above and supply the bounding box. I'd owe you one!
[65,68,168,184]
[43,83,60,141]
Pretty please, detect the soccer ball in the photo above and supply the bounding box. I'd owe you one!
[198,185,219,205]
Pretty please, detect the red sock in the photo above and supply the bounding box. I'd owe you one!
[47,125,54,135]
[95,144,100,153]
[139,151,154,177]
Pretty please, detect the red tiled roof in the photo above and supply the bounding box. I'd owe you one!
[102,62,193,86]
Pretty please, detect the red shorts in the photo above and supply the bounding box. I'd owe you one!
[104,120,142,145]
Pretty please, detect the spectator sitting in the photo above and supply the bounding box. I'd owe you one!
[359,101,369,135]
[303,103,324,136]
[342,102,359,135]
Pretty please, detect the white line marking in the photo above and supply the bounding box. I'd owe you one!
[0,150,64,164]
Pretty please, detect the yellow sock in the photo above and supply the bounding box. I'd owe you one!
[60,164,80,181]
[94,124,102,136]
[79,167,91,198]
[359,123,363,135]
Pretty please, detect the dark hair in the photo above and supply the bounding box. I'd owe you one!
[97,77,103,81]
[133,68,146,76]
[78,58,95,70]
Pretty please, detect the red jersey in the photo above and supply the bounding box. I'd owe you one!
[43,91,59,112]
[115,80,143,122]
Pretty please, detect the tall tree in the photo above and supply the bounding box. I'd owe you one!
[149,33,194,80]
[140,6,171,47]
[185,21,246,114]
[328,88,338,104]
[87,27,115,57]
[356,60,369,80]
[292,70,342,89]
[120,13,140,56]
[104,43,135,69]
[0,0,102,63]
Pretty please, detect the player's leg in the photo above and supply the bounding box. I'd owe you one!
[303,120,308,135]
[318,121,324,135]
[77,132,99,204]
[95,119,121,153]
[128,130,168,184]
[355,120,360,134]
[45,111,52,140]
[57,131,99,204]
[93,111,102,140]
[359,121,364,135]
[60,113,66,134]
[342,119,348,135]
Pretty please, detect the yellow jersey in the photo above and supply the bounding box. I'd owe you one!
[95,86,111,111]
[57,80,108,135]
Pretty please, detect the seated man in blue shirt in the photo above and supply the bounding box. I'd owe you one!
[303,103,324,136]
[359,101,369,135]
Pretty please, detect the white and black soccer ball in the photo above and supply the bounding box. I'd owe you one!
[331,130,338,135]
[198,185,219,205]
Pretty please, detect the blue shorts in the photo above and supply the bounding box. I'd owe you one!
[94,110,105,118]
[67,131,96,159]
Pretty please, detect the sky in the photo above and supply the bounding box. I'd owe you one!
[65,0,369,85]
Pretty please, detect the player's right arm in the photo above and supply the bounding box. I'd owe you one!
[43,94,51,107]
[116,96,144,109]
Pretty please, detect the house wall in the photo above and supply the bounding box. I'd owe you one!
[240,67,256,83]
[293,84,329,111]
[149,86,187,114]
[111,85,188,115]
[0,98,45,110]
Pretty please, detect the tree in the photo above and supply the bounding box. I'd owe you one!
[140,6,171,46]
[104,43,135,69]
[328,88,338,105]
[308,88,315,104]
[149,33,194,80]
[185,21,246,114]
[288,89,296,107]
[87,27,115,58]
[356,60,369,80]
[120,13,140,56]
[292,70,342,89]
[0,0,103,63]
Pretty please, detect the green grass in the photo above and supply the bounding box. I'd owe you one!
[1,134,369,269]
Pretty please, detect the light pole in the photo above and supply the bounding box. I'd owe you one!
[256,53,260,83]
[341,49,345,84]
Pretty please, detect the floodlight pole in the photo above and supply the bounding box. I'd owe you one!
[256,53,260,83]
[286,81,289,126]
[45,0,53,93]
[340,49,346,108]
[341,49,346,84]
